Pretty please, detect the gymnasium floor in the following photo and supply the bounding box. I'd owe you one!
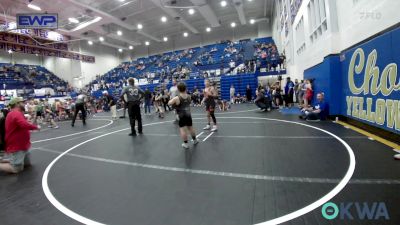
[1,104,399,225]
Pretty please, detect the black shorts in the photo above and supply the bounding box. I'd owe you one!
[178,115,193,128]
[36,111,42,117]
[205,99,216,112]
[286,93,294,104]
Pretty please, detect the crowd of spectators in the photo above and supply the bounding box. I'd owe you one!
[0,64,69,91]
[90,38,285,91]
[253,77,328,120]
[254,42,286,72]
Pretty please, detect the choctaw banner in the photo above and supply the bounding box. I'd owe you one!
[341,28,400,134]
[305,26,400,135]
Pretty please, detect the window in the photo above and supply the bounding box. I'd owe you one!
[295,17,306,55]
[308,0,328,43]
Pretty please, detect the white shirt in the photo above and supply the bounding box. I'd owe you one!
[230,87,235,96]
[169,85,178,98]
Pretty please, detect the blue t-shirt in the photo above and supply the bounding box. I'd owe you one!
[314,101,329,120]
[285,81,294,94]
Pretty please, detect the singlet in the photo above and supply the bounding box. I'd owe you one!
[35,104,43,112]
[176,95,191,117]
[204,87,216,105]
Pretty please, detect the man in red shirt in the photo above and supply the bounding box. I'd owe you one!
[0,97,39,174]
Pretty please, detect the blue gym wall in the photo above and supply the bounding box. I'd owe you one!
[304,55,341,115]
[305,26,400,135]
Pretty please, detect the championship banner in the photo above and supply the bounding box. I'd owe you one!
[53,43,68,50]
[341,27,400,134]
[17,35,36,45]
[81,55,95,63]
[0,33,17,42]
[0,21,94,62]
[1,20,69,41]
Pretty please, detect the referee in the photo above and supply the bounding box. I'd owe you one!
[120,78,144,136]
[71,92,87,127]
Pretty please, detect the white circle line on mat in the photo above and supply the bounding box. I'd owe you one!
[42,117,355,225]
[32,119,113,143]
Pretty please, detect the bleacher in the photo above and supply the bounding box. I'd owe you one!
[0,63,69,90]
[220,74,257,100]
[90,37,285,100]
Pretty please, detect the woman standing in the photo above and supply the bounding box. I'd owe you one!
[303,79,313,108]
[273,81,282,108]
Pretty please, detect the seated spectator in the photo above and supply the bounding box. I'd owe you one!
[234,93,246,104]
[255,88,272,112]
[217,99,229,111]
[299,93,329,121]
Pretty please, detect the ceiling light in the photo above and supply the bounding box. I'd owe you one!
[161,16,167,22]
[7,49,12,54]
[117,30,123,36]
[129,46,133,50]
[137,23,143,29]
[88,40,93,45]
[68,18,79,24]
[220,1,227,7]
[247,0,253,1]
[206,27,211,32]
[27,3,41,11]
[231,22,236,28]
[250,19,255,24]
[119,0,125,2]
[145,41,150,46]
[188,9,195,15]
[163,37,168,42]
[99,36,104,42]
[71,17,102,32]
[183,32,188,37]
[35,54,39,56]
[118,48,123,53]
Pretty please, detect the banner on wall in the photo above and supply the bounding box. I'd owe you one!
[0,20,94,63]
[1,20,68,41]
[0,39,95,63]
[342,28,400,134]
